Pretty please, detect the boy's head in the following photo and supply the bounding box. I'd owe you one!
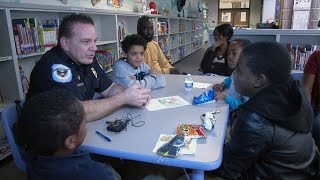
[227,39,251,69]
[214,23,233,42]
[121,34,147,68]
[234,41,291,97]
[16,89,86,156]
[137,15,154,42]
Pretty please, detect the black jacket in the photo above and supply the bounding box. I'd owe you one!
[27,150,117,180]
[200,47,232,76]
[218,79,319,180]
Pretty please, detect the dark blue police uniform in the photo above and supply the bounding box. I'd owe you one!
[27,46,113,101]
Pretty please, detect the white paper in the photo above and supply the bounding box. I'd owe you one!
[146,96,190,111]
[152,134,197,155]
[193,82,211,89]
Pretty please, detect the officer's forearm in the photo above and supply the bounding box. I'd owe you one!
[82,93,126,122]
[100,83,125,98]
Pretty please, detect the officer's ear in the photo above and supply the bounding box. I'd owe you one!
[60,37,70,52]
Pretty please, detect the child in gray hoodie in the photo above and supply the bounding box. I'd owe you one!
[112,34,166,89]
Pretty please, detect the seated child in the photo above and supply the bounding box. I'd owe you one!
[200,23,233,76]
[214,41,318,179]
[213,39,251,110]
[15,89,120,180]
[112,34,166,89]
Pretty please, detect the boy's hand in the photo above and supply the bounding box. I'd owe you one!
[211,40,225,51]
[169,68,181,74]
[213,84,225,91]
[151,67,160,75]
[215,92,226,101]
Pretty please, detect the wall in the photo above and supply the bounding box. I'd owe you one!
[206,0,261,29]
[207,0,218,28]
[250,0,262,28]
[0,0,203,18]
[262,0,276,23]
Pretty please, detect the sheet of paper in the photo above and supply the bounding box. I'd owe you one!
[153,134,197,155]
[146,96,190,111]
[193,82,211,89]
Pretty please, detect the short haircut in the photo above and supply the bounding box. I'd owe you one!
[16,89,85,156]
[214,23,234,40]
[58,13,94,44]
[121,34,147,53]
[232,38,251,48]
[240,41,291,84]
[137,15,151,35]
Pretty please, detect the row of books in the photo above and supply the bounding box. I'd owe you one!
[117,21,127,43]
[0,138,11,161]
[157,21,168,35]
[287,44,317,70]
[95,49,117,73]
[19,65,30,98]
[170,36,179,48]
[179,47,186,60]
[12,17,59,55]
[158,37,169,52]
[179,21,185,32]
[169,20,198,34]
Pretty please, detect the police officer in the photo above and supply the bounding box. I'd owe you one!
[27,13,151,122]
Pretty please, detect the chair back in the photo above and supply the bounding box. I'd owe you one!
[1,102,26,172]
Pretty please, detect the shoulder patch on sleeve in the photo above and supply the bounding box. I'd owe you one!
[51,64,72,83]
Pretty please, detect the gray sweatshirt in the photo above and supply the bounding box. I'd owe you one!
[112,59,166,89]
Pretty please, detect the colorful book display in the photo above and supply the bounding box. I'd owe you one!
[95,49,117,73]
[157,21,168,35]
[19,65,30,97]
[12,17,59,55]
[287,44,317,70]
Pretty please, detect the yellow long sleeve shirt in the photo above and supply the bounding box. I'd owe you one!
[144,40,173,74]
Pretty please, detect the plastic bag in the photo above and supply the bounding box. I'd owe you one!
[192,89,215,105]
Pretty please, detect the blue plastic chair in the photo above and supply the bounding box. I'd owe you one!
[1,102,26,172]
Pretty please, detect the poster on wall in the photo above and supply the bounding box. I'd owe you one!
[222,12,231,22]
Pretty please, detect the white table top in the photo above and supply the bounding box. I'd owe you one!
[81,74,229,171]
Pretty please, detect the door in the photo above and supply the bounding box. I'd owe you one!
[218,0,250,28]
[219,9,249,28]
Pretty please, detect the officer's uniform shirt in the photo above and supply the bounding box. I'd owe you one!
[27,46,113,101]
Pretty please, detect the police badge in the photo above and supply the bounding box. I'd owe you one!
[51,64,72,83]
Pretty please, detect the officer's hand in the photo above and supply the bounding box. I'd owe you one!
[124,84,151,107]
[212,84,225,91]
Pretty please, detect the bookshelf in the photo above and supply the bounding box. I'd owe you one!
[0,2,203,105]
[207,28,319,78]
